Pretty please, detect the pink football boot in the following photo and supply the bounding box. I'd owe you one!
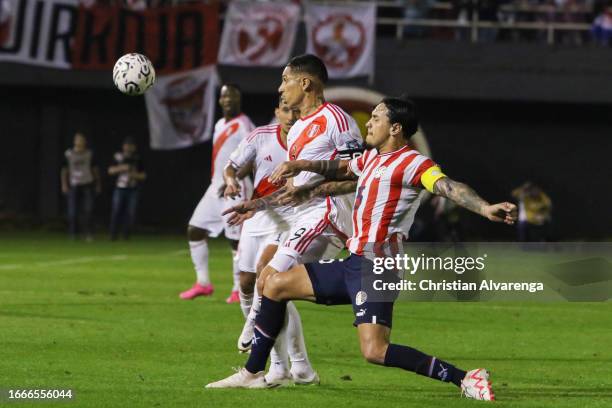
[225,290,240,304]
[179,283,214,300]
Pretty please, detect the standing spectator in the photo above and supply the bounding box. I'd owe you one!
[108,137,146,241]
[592,2,612,45]
[512,182,552,242]
[61,132,101,241]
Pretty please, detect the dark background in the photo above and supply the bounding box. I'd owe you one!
[1,38,611,240]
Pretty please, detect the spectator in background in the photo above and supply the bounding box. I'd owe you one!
[512,182,552,241]
[452,0,501,42]
[108,137,146,241]
[61,132,101,241]
[401,0,434,37]
[592,2,612,45]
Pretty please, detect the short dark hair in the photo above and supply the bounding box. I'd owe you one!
[381,96,419,139]
[221,83,242,94]
[287,54,328,84]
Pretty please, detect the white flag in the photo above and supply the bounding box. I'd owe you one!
[218,0,299,67]
[145,65,219,150]
[304,1,376,79]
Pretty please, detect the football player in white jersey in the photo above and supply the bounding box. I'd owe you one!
[220,55,363,384]
[223,98,320,385]
[207,97,517,402]
[180,84,255,303]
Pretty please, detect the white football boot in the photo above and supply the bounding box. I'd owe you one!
[461,368,495,401]
[237,318,255,353]
[291,370,320,385]
[205,368,268,389]
[264,367,294,388]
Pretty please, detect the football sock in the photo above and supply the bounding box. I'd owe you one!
[245,296,287,374]
[189,240,209,285]
[286,302,315,377]
[231,249,240,292]
[239,289,253,319]
[246,284,261,325]
[384,344,466,387]
[269,327,290,377]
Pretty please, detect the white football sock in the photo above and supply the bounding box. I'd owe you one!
[286,302,315,377]
[189,240,209,285]
[269,327,290,377]
[231,249,240,292]
[239,289,253,319]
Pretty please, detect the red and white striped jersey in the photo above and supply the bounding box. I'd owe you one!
[346,146,436,256]
[211,113,255,185]
[228,124,294,236]
[287,102,362,193]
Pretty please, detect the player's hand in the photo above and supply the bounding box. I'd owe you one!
[270,160,307,185]
[223,200,261,225]
[223,179,242,199]
[225,209,255,226]
[217,183,227,198]
[61,185,69,195]
[276,184,314,206]
[483,202,517,225]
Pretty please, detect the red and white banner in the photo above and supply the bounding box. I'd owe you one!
[304,1,376,79]
[218,1,299,67]
[145,65,219,150]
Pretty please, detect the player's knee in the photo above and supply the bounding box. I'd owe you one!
[263,273,290,301]
[360,339,388,365]
[239,272,255,294]
[187,225,207,241]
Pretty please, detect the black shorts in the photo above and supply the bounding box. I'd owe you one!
[305,254,396,328]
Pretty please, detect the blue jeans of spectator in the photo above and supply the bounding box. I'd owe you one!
[67,183,94,237]
[110,187,139,239]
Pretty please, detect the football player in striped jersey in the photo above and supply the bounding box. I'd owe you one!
[207,96,516,401]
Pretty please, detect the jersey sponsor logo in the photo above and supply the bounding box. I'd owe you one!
[355,290,367,306]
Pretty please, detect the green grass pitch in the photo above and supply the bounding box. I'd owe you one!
[1,232,611,407]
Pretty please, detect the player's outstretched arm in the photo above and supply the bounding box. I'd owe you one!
[270,159,356,184]
[433,177,518,225]
[275,180,358,206]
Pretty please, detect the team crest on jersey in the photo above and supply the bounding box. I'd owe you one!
[355,291,367,306]
[373,166,387,179]
[307,124,321,139]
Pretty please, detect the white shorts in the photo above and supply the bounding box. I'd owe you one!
[271,203,345,271]
[189,179,252,241]
[238,231,288,273]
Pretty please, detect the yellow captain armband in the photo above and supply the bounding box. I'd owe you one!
[420,166,446,193]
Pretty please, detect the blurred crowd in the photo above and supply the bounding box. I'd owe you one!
[78,0,612,46]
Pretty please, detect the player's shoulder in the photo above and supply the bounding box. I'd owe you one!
[247,124,278,143]
[236,114,255,131]
[323,102,351,133]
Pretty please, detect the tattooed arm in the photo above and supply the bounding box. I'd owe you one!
[433,177,518,225]
[275,180,358,207]
[269,159,356,184]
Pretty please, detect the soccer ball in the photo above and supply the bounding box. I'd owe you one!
[112,53,156,96]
